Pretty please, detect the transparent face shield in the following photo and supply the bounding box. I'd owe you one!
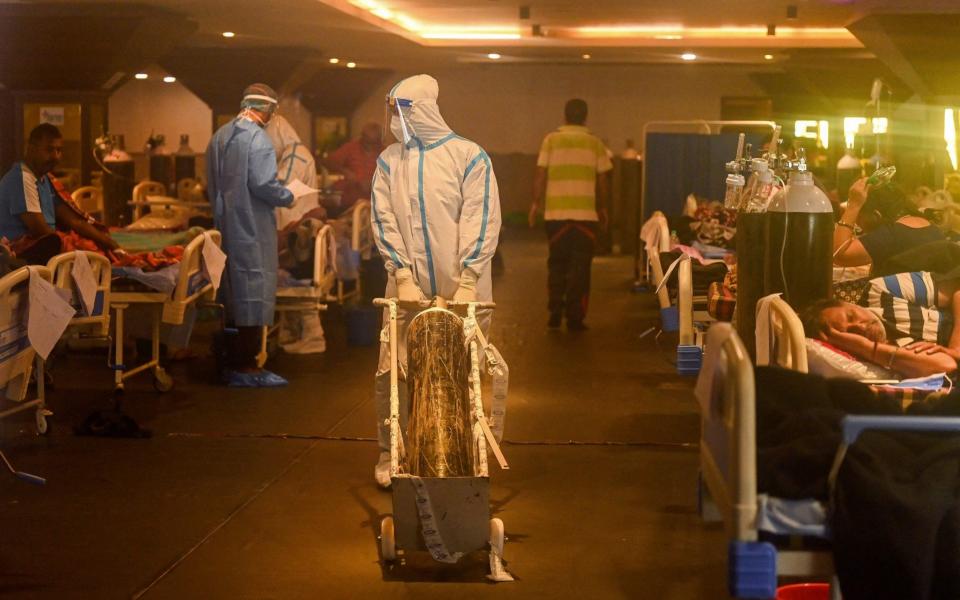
[385,96,414,144]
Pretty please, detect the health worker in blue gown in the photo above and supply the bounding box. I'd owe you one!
[206,83,294,388]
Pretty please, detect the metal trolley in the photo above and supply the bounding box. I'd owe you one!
[374,297,513,582]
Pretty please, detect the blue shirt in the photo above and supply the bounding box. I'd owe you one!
[0,162,59,240]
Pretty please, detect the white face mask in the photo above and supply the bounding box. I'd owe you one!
[390,115,405,144]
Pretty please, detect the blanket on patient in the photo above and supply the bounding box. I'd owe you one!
[755,367,960,599]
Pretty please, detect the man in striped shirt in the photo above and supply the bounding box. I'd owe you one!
[529,99,612,330]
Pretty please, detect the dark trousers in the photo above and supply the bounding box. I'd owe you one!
[546,220,596,323]
[232,325,262,370]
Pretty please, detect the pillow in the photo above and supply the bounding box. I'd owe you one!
[805,338,897,381]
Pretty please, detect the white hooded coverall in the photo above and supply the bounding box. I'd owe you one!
[371,74,502,481]
[264,115,326,353]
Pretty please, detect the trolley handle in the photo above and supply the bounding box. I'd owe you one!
[373,298,496,310]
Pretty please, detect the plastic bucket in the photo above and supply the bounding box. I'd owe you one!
[777,583,830,600]
[346,306,380,346]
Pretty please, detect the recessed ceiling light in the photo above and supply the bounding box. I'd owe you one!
[134,73,148,80]
[763,54,775,60]
[163,76,176,83]
[329,58,340,64]
[346,62,357,68]
[487,53,502,60]
[582,53,592,59]
[655,34,683,40]
[680,52,697,61]
[222,31,235,38]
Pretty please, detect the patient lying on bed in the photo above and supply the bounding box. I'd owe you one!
[800,271,960,378]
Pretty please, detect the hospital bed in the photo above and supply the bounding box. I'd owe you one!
[754,295,808,373]
[698,322,960,598]
[640,211,673,324]
[109,230,222,392]
[128,179,211,231]
[675,254,717,374]
[642,210,715,373]
[258,223,337,366]
[0,266,53,435]
[333,199,373,303]
[48,251,113,340]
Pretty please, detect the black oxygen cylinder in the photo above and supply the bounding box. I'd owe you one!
[174,134,196,185]
[149,154,173,192]
[735,212,766,359]
[101,159,135,226]
[763,171,834,310]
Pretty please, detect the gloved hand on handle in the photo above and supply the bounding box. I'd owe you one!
[395,267,426,302]
[452,269,478,303]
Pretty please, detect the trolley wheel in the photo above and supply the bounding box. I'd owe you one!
[489,517,505,554]
[380,515,396,561]
[35,408,51,436]
[153,369,174,393]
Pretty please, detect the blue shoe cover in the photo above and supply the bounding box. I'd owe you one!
[225,371,260,387]
[256,370,288,387]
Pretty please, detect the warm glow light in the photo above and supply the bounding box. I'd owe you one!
[844,117,867,149]
[795,120,819,140]
[582,53,592,59]
[680,52,697,61]
[421,32,522,40]
[163,76,176,83]
[872,117,888,135]
[487,53,502,60]
[566,25,856,43]
[329,57,340,64]
[134,73,148,80]
[346,62,357,68]
[371,7,393,19]
[764,53,774,60]
[794,120,829,149]
[395,13,421,30]
[222,31,235,38]
[945,109,958,170]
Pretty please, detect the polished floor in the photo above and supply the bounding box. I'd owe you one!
[0,229,726,599]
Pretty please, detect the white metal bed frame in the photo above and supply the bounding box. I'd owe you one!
[258,223,337,366]
[109,230,222,392]
[0,266,53,435]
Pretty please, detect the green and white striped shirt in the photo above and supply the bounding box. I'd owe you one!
[537,125,612,222]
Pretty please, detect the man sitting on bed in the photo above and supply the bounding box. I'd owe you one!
[0,123,118,264]
[800,271,960,378]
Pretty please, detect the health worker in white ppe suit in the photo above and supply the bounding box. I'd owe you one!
[371,74,502,488]
[265,115,326,355]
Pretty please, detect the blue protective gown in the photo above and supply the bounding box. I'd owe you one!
[206,117,294,326]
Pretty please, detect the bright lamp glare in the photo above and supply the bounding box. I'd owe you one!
[163,76,176,83]
[134,73,148,80]
[680,52,697,61]
[487,53,502,60]
[945,109,958,170]
[346,62,357,68]
[222,31,235,38]
[329,58,340,64]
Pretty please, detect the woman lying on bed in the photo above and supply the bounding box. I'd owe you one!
[800,271,960,378]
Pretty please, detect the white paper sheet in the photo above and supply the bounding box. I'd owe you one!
[201,231,227,291]
[284,178,320,200]
[27,267,75,360]
[70,251,97,316]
